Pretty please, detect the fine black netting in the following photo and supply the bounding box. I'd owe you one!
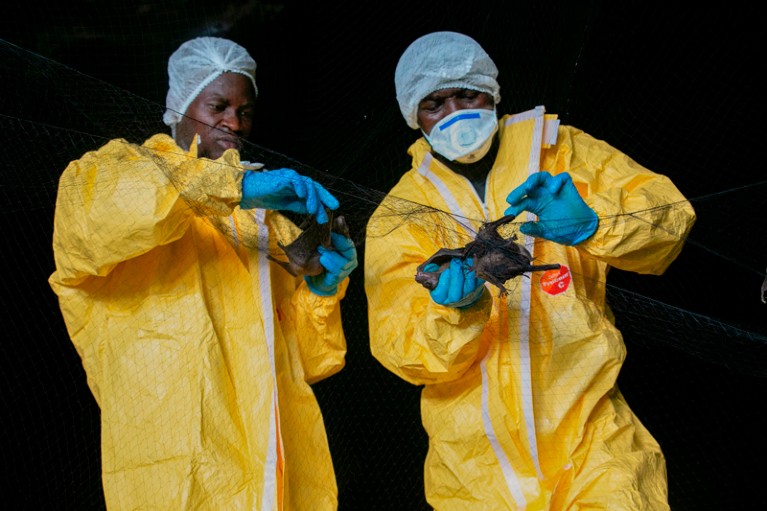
[2,1,765,510]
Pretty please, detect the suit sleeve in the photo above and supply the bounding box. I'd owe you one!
[547,127,697,275]
[365,186,492,386]
[51,135,243,286]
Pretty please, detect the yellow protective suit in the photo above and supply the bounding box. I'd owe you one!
[365,106,696,510]
[49,133,347,511]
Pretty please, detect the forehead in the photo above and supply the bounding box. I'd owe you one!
[422,88,467,100]
[419,88,487,103]
[197,72,256,101]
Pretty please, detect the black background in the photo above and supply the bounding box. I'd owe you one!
[1,1,765,510]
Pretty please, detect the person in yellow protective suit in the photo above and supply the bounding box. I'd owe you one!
[365,31,696,510]
[49,37,357,511]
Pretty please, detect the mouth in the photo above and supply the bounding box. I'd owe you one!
[218,137,243,151]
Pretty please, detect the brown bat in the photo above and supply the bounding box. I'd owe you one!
[415,214,561,296]
[268,210,350,277]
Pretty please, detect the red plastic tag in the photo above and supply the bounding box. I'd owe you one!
[540,265,571,295]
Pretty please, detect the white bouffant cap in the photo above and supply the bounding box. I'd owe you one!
[394,31,501,130]
[163,37,258,132]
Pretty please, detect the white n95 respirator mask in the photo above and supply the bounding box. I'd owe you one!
[423,108,498,163]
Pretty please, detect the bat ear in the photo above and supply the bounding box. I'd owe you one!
[484,214,518,234]
[332,215,349,237]
[267,254,300,277]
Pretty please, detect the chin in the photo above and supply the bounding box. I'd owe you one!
[196,147,217,160]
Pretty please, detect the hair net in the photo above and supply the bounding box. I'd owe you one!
[395,31,501,130]
[163,37,258,132]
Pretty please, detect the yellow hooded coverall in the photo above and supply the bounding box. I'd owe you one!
[365,106,696,510]
[49,133,346,510]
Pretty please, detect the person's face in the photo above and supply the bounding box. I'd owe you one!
[416,88,495,135]
[175,72,256,160]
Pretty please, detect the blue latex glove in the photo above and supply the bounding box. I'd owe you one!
[304,232,358,296]
[241,168,339,224]
[426,257,486,308]
[504,171,598,246]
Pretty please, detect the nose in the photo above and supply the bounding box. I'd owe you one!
[220,108,242,133]
[442,97,464,117]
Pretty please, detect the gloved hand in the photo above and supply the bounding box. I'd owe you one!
[426,257,486,308]
[504,171,598,246]
[241,168,339,224]
[304,232,358,296]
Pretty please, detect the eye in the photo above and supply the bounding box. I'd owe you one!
[239,108,254,120]
[459,89,481,100]
[419,99,441,113]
